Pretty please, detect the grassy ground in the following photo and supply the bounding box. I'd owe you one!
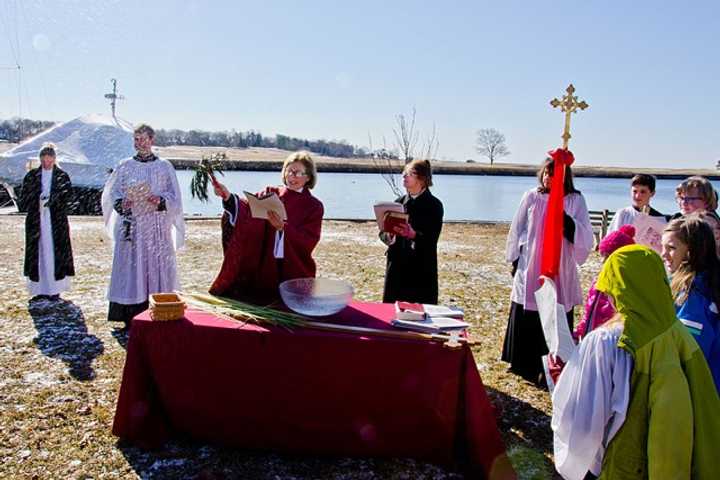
[0,216,601,479]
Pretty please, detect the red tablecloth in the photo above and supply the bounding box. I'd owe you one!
[112,301,513,479]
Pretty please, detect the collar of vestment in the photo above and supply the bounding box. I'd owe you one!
[134,153,158,163]
[281,186,308,197]
[409,188,426,200]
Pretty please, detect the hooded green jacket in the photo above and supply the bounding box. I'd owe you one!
[595,245,720,479]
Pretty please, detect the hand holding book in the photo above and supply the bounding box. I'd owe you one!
[383,211,409,234]
[391,216,416,239]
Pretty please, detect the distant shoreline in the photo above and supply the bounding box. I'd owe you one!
[3,142,717,180]
[168,157,720,180]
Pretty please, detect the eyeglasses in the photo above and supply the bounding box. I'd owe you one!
[677,196,703,204]
[286,169,308,178]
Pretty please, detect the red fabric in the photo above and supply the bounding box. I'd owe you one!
[112,302,512,478]
[546,354,566,384]
[210,187,323,303]
[540,148,575,279]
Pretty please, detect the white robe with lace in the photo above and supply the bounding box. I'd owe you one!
[506,190,594,312]
[101,157,184,305]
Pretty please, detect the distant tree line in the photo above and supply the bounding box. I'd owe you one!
[1,116,398,160]
[0,118,56,143]
[154,128,366,158]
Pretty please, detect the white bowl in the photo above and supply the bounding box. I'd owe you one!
[279,277,353,316]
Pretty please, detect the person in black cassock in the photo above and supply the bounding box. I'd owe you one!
[380,159,444,304]
[20,143,75,299]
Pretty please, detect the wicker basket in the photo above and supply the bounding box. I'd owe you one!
[149,293,186,321]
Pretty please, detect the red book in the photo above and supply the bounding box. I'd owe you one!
[383,211,409,233]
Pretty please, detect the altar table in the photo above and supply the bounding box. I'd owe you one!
[112,301,513,478]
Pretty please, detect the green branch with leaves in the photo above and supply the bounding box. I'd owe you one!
[190,152,226,202]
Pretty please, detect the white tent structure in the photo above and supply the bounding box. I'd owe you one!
[0,113,134,188]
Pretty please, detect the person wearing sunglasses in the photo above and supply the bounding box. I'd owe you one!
[670,176,720,257]
[210,151,324,303]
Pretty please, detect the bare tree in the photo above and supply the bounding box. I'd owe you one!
[370,108,441,197]
[475,128,510,166]
[393,108,419,164]
[368,134,404,197]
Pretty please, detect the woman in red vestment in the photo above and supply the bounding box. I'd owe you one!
[209,151,324,304]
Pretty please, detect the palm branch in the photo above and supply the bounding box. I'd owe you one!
[190,152,226,202]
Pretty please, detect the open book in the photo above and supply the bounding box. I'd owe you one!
[244,191,288,221]
[395,301,465,321]
[373,202,405,231]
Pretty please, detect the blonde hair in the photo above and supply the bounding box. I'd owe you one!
[282,151,317,189]
[664,215,720,306]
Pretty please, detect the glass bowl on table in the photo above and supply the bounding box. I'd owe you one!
[279,277,353,316]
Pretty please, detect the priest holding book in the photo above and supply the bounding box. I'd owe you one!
[380,159,444,304]
[210,151,324,304]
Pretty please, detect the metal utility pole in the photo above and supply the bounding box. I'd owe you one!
[104,78,125,119]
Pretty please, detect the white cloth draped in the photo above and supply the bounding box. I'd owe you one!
[27,168,71,295]
[101,157,184,304]
[608,206,640,233]
[551,324,633,479]
[506,189,593,312]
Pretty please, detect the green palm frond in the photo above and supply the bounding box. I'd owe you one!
[190,152,226,202]
[181,292,307,330]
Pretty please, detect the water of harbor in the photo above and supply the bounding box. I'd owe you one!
[177,171,717,222]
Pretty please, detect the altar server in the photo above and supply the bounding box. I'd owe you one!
[502,152,593,384]
[102,124,184,328]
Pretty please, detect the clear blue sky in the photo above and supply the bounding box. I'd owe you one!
[1,0,718,168]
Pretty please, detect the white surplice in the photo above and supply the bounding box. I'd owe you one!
[551,324,633,479]
[506,190,593,312]
[101,157,184,304]
[27,168,71,296]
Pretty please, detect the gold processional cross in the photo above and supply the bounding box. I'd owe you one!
[550,84,589,149]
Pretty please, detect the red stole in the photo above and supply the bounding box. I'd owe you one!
[210,187,324,304]
[540,148,574,279]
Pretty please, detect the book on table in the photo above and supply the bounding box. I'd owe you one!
[392,301,468,333]
[394,301,465,321]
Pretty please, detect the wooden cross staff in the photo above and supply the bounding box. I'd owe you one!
[550,84,589,149]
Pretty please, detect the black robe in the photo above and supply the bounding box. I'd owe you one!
[20,166,75,282]
[382,189,444,304]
